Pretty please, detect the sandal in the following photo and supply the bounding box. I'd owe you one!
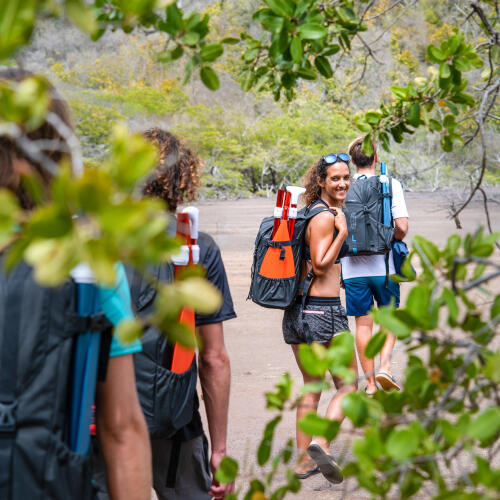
[295,465,320,479]
[375,371,401,391]
[306,443,343,484]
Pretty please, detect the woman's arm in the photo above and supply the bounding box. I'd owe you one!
[308,209,347,277]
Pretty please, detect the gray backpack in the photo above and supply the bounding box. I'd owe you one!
[0,258,111,499]
[344,175,394,256]
[126,264,198,438]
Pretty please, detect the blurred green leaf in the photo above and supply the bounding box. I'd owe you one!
[298,413,340,441]
[341,392,369,426]
[215,456,239,484]
[468,407,500,442]
[298,23,327,40]
[386,427,419,460]
[200,66,220,91]
[372,306,411,339]
[364,330,387,359]
[257,416,281,465]
[116,318,142,344]
[314,56,333,78]
[200,43,223,62]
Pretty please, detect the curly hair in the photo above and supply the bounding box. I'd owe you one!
[142,128,202,212]
[302,156,351,206]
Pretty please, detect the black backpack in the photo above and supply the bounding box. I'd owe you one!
[248,200,335,310]
[126,263,198,438]
[343,175,394,256]
[0,258,111,500]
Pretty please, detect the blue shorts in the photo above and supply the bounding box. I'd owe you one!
[344,276,400,317]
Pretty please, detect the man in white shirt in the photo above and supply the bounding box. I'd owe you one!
[341,137,409,395]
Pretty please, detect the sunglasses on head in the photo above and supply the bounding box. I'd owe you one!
[322,153,350,165]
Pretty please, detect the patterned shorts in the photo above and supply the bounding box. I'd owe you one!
[282,296,349,345]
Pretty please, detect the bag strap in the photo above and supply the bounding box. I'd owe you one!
[0,265,30,498]
[265,239,296,260]
[298,270,316,344]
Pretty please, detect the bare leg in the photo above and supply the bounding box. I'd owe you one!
[379,332,396,374]
[355,315,377,393]
[312,353,358,453]
[291,345,321,475]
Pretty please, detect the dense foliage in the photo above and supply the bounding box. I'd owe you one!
[1,0,499,498]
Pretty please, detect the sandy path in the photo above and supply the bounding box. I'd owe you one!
[193,194,498,499]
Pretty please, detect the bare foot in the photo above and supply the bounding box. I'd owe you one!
[294,454,317,475]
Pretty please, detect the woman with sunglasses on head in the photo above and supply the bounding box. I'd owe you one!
[283,153,357,484]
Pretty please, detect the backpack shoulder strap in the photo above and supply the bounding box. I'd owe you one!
[305,199,337,220]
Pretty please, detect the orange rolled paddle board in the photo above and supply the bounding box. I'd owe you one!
[259,219,295,278]
[171,212,196,374]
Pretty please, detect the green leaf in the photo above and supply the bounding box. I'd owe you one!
[406,284,431,323]
[265,0,295,17]
[314,55,333,78]
[341,392,369,426]
[257,416,281,465]
[372,306,412,339]
[441,287,459,323]
[492,294,500,321]
[116,318,142,344]
[484,352,500,383]
[439,63,451,79]
[200,66,220,91]
[182,31,200,46]
[164,3,184,36]
[386,428,419,460]
[221,37,240,45]
[200,43,223,62]
[215,456,239,484]
[297,67,317,80]
[364,330,387,359]
[362,134,374,154]
[468,407,500,442]
[65,0,96,34]
[298,413,340,441]
[300,380,330,394]
[440,135,453,152]
[290,36,303,63]
[323,44,340,56]
[390,86,408,99]
[239,70,255,92]
[414,235,440,264]
[298,23,327,40]
[427,45,447,63]
[429,119,442,131]
[0,0,36,59]
[407,102,420,127]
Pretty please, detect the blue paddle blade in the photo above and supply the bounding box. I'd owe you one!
[380,162,391,226]
[69,282,101,455]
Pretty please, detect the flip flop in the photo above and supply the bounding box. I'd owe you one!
[306,443,343,484]
[375,371,401,391]
[295,465,320,479]
[365,387,376,398]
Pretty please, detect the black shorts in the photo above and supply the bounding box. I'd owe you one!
[282,296,349,345]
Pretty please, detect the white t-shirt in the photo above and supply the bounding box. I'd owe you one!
[341,173,408,279]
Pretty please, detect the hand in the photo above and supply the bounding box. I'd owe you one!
[333,206,348,237]
[209,451,234,499]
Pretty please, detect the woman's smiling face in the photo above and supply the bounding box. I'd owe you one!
[319,162,351,204]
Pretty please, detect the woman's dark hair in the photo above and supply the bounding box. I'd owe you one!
[302,156,350,206]
[348,136,377,168]
[142,128,202,212]
[0,68,74,209]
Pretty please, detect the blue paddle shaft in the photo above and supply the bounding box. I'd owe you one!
[69,282,101,456]
[380,162,391,226]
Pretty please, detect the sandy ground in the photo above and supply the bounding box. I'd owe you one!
[192,193,499,499]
